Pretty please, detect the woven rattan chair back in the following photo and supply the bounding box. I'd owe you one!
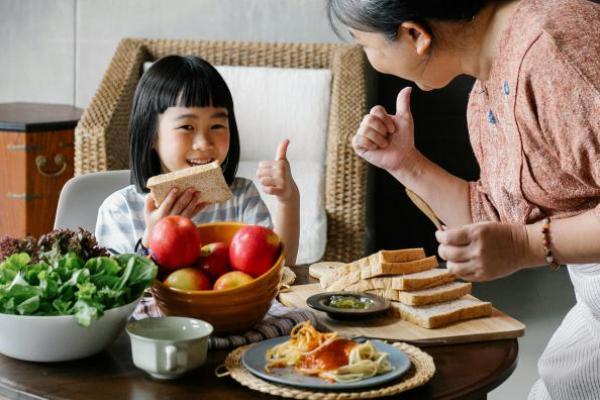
[75,38,368,262]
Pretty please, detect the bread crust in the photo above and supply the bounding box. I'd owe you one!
[146,161,233,205]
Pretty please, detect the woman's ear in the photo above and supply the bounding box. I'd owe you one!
[398,22,432,56]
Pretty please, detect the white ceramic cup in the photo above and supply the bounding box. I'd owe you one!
[126,316,213,379]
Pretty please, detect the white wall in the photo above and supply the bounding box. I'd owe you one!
[0,0,342,108]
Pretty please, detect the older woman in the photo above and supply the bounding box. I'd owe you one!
[328,0,600,398]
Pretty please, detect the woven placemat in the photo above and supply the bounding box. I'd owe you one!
[218,342,435,399]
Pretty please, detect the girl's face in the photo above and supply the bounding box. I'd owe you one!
[350,27,459,91]
[154,106,230,173]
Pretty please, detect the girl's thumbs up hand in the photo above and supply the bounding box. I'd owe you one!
[257,139,300,205]
[351,87,418,175]
[275,138,289,161]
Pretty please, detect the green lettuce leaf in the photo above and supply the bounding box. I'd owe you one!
[0,251,157,326]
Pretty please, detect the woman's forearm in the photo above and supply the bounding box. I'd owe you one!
[273,200,300,266]
[522,210,600,268]
[390,151,472,227]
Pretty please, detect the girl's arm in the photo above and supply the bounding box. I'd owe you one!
[273,197,300,266]
[257,139,301,266]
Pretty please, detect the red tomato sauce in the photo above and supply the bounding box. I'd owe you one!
[299,339,357,371]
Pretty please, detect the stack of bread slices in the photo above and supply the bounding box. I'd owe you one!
[317,248,493,329]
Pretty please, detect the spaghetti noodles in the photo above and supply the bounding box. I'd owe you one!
[265,321,393,383]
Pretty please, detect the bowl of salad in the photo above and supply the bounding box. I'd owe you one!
[0,229,157,362]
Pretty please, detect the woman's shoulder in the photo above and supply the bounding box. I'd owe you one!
[527,0,600,41]
[523,0,600,91]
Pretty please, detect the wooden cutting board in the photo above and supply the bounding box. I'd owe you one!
[279,283,525,345]
[308,261,346,279]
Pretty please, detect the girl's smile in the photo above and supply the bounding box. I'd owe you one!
[155,106,231,173]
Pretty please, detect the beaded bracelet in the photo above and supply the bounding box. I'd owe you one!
[542,217,561,271]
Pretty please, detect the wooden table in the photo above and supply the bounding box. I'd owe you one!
[0,267,518,400]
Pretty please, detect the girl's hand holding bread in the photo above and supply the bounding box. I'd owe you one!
[142,188,205,246]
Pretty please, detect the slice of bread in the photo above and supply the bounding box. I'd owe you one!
[390,295,493,328]
[308,261,346,280]
[344,268,455,292]
[146,161,233,205]
[367,281,472,306]
[363,255,438,279]
[395,268,455,290]
[379,248,427,263]
[322,254,377,290]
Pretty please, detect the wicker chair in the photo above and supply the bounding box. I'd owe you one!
[75,38,368,262]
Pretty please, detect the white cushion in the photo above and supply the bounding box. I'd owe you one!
[143,62,332,264]
[236,160,327,265]
[216,66,331,163]
[217,66,332,264]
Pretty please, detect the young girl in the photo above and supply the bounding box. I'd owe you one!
[95,55,300,265]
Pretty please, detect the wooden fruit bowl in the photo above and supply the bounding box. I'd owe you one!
[151,222,284,335]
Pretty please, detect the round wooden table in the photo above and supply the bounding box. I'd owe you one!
[0,267,518,400]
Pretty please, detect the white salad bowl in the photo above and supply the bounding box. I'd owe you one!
[0,298,139,362]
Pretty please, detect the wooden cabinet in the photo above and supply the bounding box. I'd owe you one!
[0,103,82,238]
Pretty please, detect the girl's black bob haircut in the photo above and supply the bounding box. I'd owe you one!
[129,54,240,193]
[327,0,497,41]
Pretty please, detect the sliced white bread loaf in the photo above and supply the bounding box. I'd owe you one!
[367,281,472,306]
[146,161,233,205]
[390,295,493,329]
[344,268,455,292]
[322,249,432,291]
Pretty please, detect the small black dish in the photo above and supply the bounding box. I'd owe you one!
[306,292,391,321]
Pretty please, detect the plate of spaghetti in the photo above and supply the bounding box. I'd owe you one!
[241,321,411,390]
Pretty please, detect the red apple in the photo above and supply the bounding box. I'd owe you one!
[148,215,201,270]
[213,270,254,290]
[197,242,231,281]
[229,225,280,278]
[164,268,211,291]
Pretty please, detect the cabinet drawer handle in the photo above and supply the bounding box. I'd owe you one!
[7,193,42,201]
[36,154,67,177]
[7,144,41,152]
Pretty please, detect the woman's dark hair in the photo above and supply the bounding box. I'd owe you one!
[129,55,240,193]
[328,0,500,41]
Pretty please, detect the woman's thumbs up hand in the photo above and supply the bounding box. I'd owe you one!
[352,87,419,175]
[257,139,300,205]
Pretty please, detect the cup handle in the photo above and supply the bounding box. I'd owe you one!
[165,345,177,372]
